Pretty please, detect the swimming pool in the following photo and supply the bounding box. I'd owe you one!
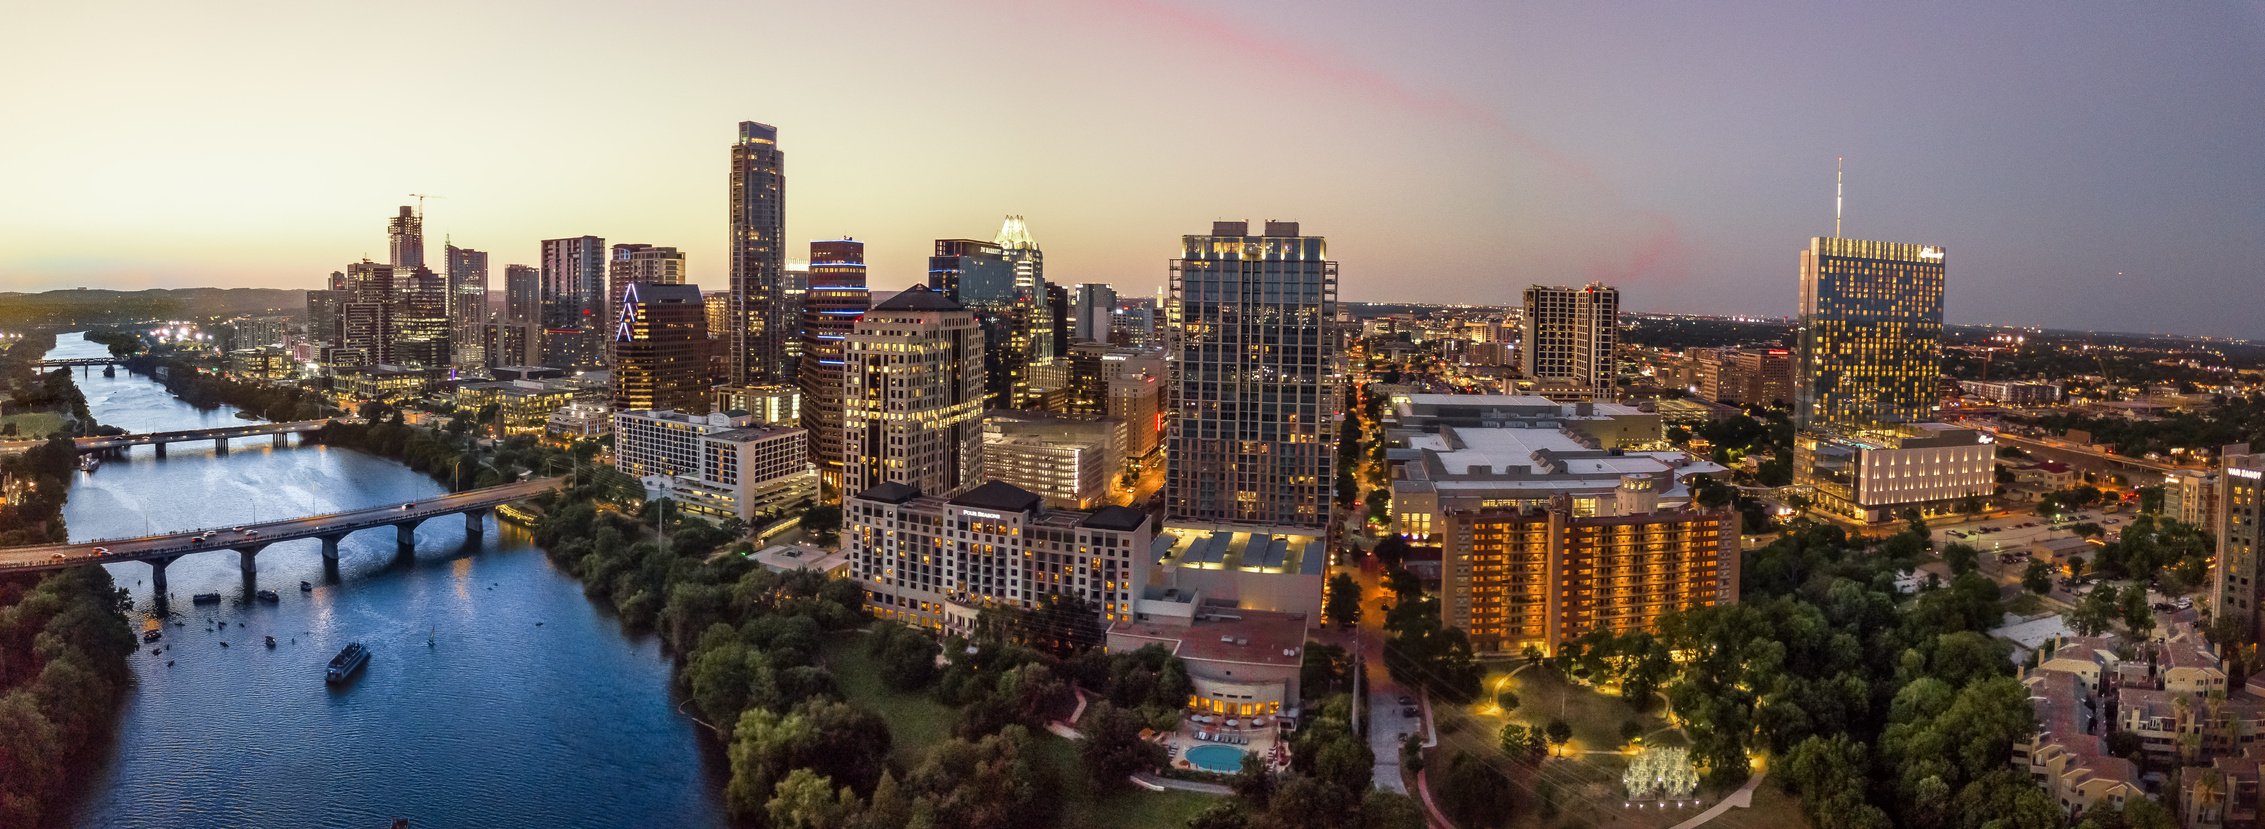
[1185,744,1246,773]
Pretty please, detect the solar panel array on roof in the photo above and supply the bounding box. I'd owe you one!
[1244,536,1290,570]
[1295,538,1326,575]
[1150,533,1181,564]
[1192,532,1233,566]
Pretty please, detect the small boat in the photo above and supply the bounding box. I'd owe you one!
[79,454,100,472]
[218,620,227,628]
[219,641,228,648]
[166,660,173,667]
[255,589,279,603]
[191,593,222,605]
[265,635,276,648]
[300,581,313,592]
[142,629,162,643]
[326,642,371,683]
[149,648,159,656]
[235,411,261,420]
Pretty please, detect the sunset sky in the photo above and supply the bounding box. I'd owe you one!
[2,1,2259,337]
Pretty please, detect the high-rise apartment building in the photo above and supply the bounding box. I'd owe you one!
[728,121,789,386]
[611,282,710,414]
[540,236,607,368]
[504,264,542,325]
[607,244,688,330]
[1166,220,1340,531]
[842,286,985,496]
[1694,347,1793,406]
[391,266,452,368]
[388,205,424,268]
[446,244,489,368]
[1073,283,1117,344]
[1520,283,1619,401]
[1794,237,1946,429]
[1440,500,1739,656]
[799,240,870,498]
[848,480,1153,633]
[2210,451,2265,643]
[483,321,540,369]
[306,289,346,351]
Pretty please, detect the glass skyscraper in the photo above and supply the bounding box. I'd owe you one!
[1794,237,1945,430]
[728,121,789,386]
[1166,220,1341,531]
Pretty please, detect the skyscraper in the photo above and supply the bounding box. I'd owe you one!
[1166,220,1340,530]
[1073,283,1117,343]
[540,235,607,368]
[607,243,688,330]
[391,266,452,368]
[504,264,542,325]
[611,282,710,414]
[929,238,1025,407]
[388,205,424,268]
[843,286,984,496]
[1793,238,1946,429]
[799,239,869,499]
[728,121,789,386]
[447,244,489,368]
[1520,283,1619,400]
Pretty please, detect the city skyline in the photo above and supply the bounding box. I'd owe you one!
[3,2,2259,339]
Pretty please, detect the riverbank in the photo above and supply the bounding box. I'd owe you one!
[0,332,136,826]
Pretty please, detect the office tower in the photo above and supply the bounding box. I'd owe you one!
[781,262,809,383]
[388,205,424,268]
[540,236,607,368]
[1112,297,1158,348]
[842,286,985,496]
[848,481,1152,632]
[447,245,489,368]
[1520,283,1619,401]
[2211,451,2265,643]
[1045,282,1070,359]
[1166,220,1340,530]
[607,243,688,330]
[929,239,1023,407]
[389,266,452,368]
[703,291,731,344]
[611,282,711,414]
[504,264,542,325]
[1073,283,1117,343]
[614,409,815,522]
[1794,238,1946,430]
[306,289,346,350]
[799,239,869,498]
[728,121,789,385]
[1440,498,1739,656]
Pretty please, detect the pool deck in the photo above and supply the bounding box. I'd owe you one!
[1159,718,1289,775]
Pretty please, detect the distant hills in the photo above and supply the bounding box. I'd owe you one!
[0,287,305,327]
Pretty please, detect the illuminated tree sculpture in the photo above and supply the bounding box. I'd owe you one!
[1623,747,1699,801]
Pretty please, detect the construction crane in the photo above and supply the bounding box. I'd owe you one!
[408,193,443,218]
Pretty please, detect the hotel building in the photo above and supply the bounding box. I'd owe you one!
[2211,452,2265,643]
[1794,237,1946,430]
[848,480,1152,632]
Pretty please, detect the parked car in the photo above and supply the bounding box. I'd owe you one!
[1401,706,1419,718]
[1396,695,1414,707]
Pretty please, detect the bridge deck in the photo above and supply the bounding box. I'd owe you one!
[0,419,343,455]
[0,478,563,574]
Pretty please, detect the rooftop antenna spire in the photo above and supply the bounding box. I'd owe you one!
[1834,156,1843,238]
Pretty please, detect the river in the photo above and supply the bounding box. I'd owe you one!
[47,333,726,828]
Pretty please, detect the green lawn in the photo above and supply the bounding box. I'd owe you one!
[1476,665,1672,752]
[823,628,1223,827]
[0,411,66,440]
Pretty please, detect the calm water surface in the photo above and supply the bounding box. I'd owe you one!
[48,333,725,828]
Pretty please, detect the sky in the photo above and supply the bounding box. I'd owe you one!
[2,1,2259,338]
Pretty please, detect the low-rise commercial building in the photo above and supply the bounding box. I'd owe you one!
[982,410,1126,509]
[1147,523,1328,620]
[454,379,581,435]
[714,384,800,427]
[1389,394,1662,450]
[1959,379,2063,406]
[547,401,612,439]
[1794,423,1996,523]
[614,409,815,523]
[1108,607,1308,721]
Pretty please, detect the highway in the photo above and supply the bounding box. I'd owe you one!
[0,477,563,574]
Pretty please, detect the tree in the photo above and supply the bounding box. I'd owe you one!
[1433,753,1513,829]
[766,768,861,829]
[2023,559,2053,594]
[1324,573,1363,627]
[1544,718,1573,755]
[1493,690,1519,715]
[2070,588,2119,636]
[801,504,842,547]
[1079,702,1165,789]
[1498,723,1544,764]
[1232,751,1277,805]
[1942,542,1980,576]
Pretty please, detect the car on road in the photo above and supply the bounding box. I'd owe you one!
[242,530,258,537]
[233,526,246,532]
[401,503,416,510]
[92,547,108,555]
[50,552,67,561]
[1401,706,1419,718]
[1396,695,1414,707]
